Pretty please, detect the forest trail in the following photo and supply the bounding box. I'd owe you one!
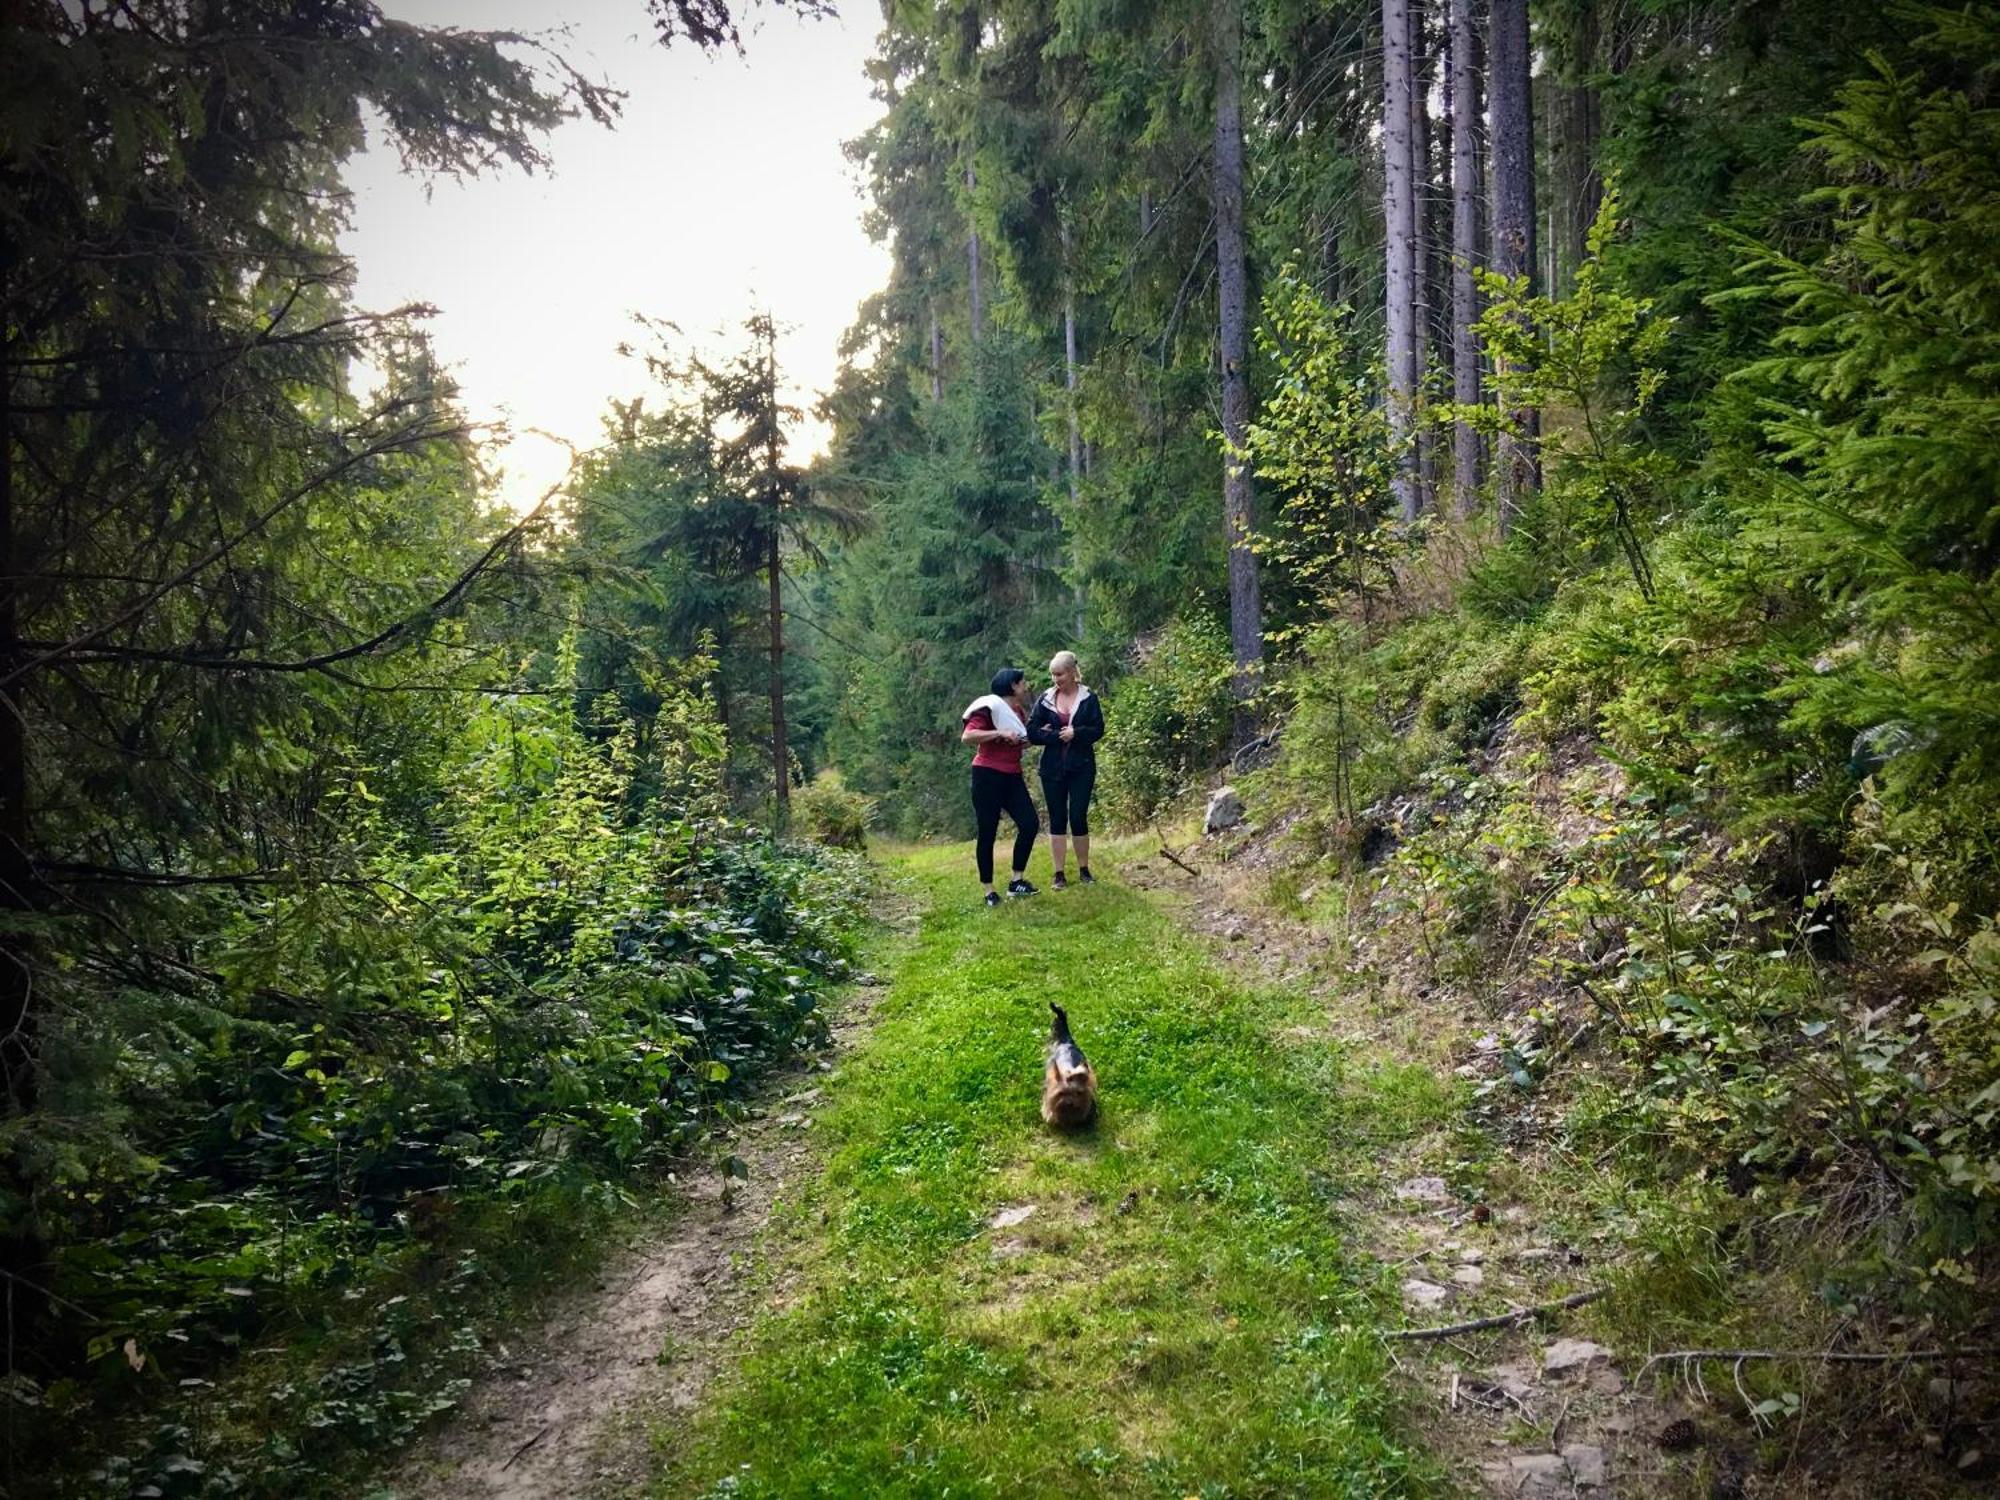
[384,973,892,1500]
[646,841,1434,1496]
[391,838,1677,1499]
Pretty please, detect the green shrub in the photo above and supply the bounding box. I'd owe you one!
[19,641,870,1497]
[794,771,873,850]
[1096,618,1238,826]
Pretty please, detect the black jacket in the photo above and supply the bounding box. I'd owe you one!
[1027,687,1105,778]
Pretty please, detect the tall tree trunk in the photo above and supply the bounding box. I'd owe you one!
[966,162,985,342]
[1062,217,1087,640]
[1383,0,1420,525]
[1449,0,1485,517]
[1317,211,1342,304]
[1555,0,1601,290]
[929,300,943,400]
[1489,0,1537,529]
[763,340,788,825]
[1213,0,1263,713]
[767,524,787,824]
[1410,0,1436,513]
[0,341,31,1116]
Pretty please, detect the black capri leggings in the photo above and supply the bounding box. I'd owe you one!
[1041,762,1096,837]
[971,766,1039,884]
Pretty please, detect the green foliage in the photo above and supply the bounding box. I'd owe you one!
[18,625,868,1493]
[1096,619,1239,827]
[0,13,874,1488]
[1527,768,2000,1279]
[1245,267,1401,638]
[1461,187,1676,601]
[818,336,1072,835]
[1713,8,2000,862]
[794,771,873,851]
[566,316,859,810]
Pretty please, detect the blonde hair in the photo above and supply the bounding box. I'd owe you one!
[1049,650,1079,676]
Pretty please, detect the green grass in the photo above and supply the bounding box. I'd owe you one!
[652,843,1443,1498]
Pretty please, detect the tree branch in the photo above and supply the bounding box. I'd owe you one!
[1388,1288,1610,1341]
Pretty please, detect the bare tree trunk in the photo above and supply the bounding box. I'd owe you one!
[929,299,943,400]
[1062,218,1087,639]
[1410,0,1436,514]
[767,525,787,824]
[1213,0,1263,714]
[966,163,985,342]
[1317,211,1342,304]
[1555,0,1601,290]
[0,346,32,1116]
[1383,0,1420,525]
[763,340,789,826]
[1449,0,1484,517]
[1489,0,1537,529]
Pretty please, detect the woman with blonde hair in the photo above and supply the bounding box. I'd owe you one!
[1027,650,1105,888]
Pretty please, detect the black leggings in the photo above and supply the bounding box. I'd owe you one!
[1041,762,1096,837]
[971,767,1039,884]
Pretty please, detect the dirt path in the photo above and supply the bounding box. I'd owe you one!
[384,979,883,1500]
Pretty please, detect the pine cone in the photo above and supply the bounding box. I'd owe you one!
[1657,1417,1700,1452]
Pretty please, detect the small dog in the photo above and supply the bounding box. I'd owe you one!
[1042,1003,1098,1129]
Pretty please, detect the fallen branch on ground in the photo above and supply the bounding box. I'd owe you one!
[1636,1345,2000,1384]
[501,1423,552,1471]
[1151,826,1200,876]
[1388,1287,1609,1342]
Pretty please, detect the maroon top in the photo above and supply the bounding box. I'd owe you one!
[966,708,1024,774]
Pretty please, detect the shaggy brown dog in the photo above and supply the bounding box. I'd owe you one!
[1041,1003,1098,1129]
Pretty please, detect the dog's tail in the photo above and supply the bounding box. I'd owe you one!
[1049,1002,1074,1047]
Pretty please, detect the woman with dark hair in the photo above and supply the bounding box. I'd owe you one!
[961,667,1041,907]
[1027,650,1105,887]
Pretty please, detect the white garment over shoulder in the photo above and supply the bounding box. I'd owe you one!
[961,693,1028,740]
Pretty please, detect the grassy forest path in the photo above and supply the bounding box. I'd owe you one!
[647,841,1439,1497]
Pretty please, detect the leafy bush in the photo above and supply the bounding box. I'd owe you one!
[17,635,869,1496]
[1096,618,1239,827]
[793,771,873,850]
[1244,267,1401,637]
[1460,186,1676,599]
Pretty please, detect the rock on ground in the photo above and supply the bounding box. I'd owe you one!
[1204,786,1245,834]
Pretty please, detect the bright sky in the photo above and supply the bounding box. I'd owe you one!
[342,1,891,511]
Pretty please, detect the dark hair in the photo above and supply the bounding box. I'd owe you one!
[990,667,1026,699]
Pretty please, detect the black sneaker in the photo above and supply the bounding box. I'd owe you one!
[1007,878,1038,898]
[1077,868,1096,885]
[984,890,1001,908]
[1052,871,1068,890]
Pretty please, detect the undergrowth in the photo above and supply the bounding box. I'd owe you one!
[1236,557,1998,1486]
[13,659,872,1499]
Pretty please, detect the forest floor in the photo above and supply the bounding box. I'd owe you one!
[382,833,1900,1499]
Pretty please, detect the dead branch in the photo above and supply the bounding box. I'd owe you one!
[1388,1287,1610,1341]
[1636,1346,2000,1384]
[501,1423,552,1471]
[1151,825,1200,876]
